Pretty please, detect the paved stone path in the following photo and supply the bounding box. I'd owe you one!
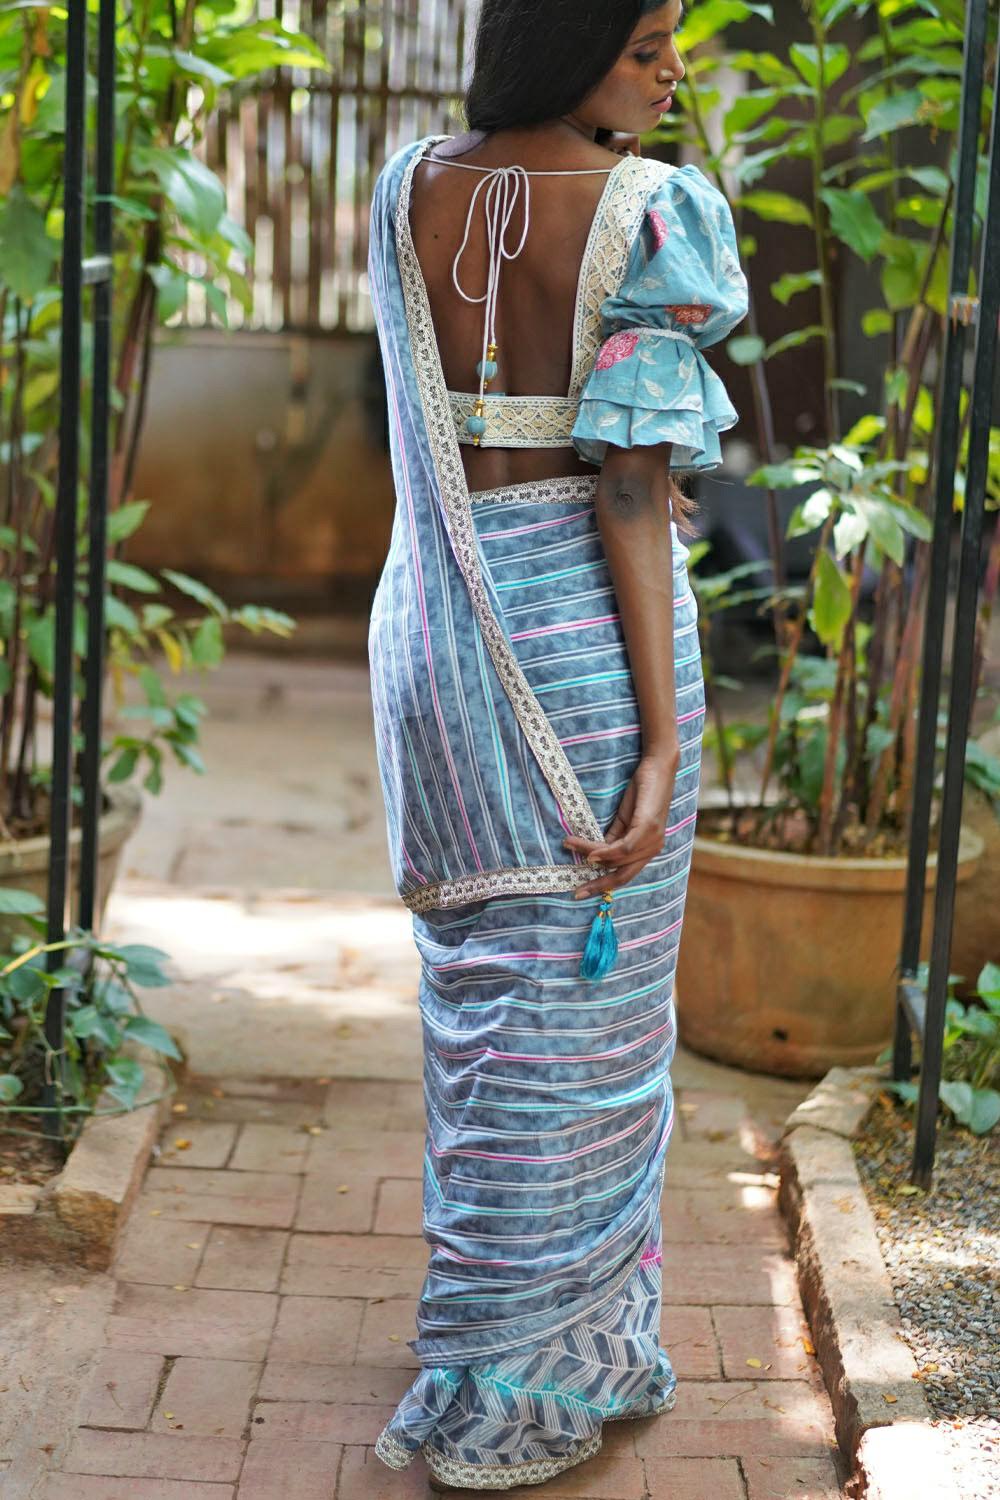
[39,1062,847,1499]
[9,653,847,1497]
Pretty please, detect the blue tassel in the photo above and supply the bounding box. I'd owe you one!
[580,890,619,980]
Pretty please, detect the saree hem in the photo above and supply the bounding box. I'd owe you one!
[374,1391,678,1488]
[400,859,611,914]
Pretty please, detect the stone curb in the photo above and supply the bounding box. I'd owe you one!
[778,1065,945,1500]
[0,1063,172,1270]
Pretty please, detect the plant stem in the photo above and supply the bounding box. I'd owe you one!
[807,1,839,443]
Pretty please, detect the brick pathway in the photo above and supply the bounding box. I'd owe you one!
[40,1064,848,1499]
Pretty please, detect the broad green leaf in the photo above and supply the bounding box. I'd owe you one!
[977,962,1000,1001]
[161,568,226,616]
[965,1089,1000,1136]
[728,49,799,87]
[854,497,904,565]
[810,549,852,649]
[765,325,826,359]
[105,594,140,634]
[749,461,821,489]
[790,41,849,87]
[124,1015,182,1060]
[105,1055,145,1110]
[739,189,813,227]
[834,507,868,558]
[113,943,172,988]
[862,89,925,141]
[190,615,223,667]
[844,414,885,445]
[725,91,779,137]
[106,560,161,594]
[106,747,139,783]
[821,188,885,261]
[788,488,834,537]
[107,500,151,544]
[0,187,58,302]
[770,269,822,306]
[133,145,226,239]
[0,1074,23,1102]
[69,1005,122,1049]
[726,334,765,365]
[0,887,45,915]
[866,723,895,762]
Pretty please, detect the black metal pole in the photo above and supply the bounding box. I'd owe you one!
[911,50,1000,1187]
[892,0,988,1088]
[44,0,87,1136]
[79,0,116,934]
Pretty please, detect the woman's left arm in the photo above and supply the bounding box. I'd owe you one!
[563,440,679,898]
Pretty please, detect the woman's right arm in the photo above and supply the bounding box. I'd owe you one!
[563,441,680,899]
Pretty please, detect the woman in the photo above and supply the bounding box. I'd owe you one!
[365,0,748,1487]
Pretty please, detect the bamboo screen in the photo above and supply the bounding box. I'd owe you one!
[183,0,474,333]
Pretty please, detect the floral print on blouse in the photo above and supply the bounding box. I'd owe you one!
[571,162,750,471]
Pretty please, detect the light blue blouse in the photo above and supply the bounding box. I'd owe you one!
[571,163,749,472]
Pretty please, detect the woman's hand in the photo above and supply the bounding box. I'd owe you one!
[563,745,680,900]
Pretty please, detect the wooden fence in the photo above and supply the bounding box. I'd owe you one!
[186,0,474,333]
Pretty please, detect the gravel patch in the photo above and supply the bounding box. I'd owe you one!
[855,1096,999,1498]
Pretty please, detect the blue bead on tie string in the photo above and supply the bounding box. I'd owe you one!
[580,889,619,980]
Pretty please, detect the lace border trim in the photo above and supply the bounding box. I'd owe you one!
[394,138,660,864]
[468,473,599,506]
[449,390,580,448]
[396,140,608,851]
[425,1430,603,1490]
[401,860,606,914]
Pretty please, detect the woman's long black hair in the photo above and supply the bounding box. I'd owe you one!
[464,0,666,141]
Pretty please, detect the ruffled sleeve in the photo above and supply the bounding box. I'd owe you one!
[571,162,749,471]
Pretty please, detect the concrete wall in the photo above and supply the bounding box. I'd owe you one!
[129,329,395,609]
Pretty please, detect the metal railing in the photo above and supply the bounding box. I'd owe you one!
[893,0,1000,1186]
[44,0,116,1135]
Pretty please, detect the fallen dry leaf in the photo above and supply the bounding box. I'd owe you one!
[172,1103,188,1115]
[388,1335,400,1342]
[802,1337,816,1356]
[882,1394,897,1405]
[746,1358,763,1369]
[337,1184,350,1193]
[186,1243,201,1251]
[174,1139,192,1151]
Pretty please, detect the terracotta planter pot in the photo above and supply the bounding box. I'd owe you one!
[676,803,984,1080]
[0,783,143,944]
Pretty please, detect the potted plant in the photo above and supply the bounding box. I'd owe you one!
[0,0,328,906]
[0,0,324,1123]
[655,0,993,1076]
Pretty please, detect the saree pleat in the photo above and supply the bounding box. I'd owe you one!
[374,476,705,1486]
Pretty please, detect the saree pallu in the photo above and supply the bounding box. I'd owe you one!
[374,473,705,1488]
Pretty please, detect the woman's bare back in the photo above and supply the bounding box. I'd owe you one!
[407,128,631,491]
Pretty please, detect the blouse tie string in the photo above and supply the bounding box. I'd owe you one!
[450,165,531,444]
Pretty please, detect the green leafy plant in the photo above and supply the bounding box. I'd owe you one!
[658,0,1000,856]
[887,961,1000,1135]
[0,885,180,1134]
[0,0,326,837]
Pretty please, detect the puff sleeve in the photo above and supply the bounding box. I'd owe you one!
[571,163,749,470]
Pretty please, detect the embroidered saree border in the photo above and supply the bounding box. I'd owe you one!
[449,390,581,447]
[394,139,663,907]
[401,859,603,914]
[467,473,599,505]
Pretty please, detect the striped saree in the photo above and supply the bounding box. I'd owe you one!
[366,137,744,1488]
